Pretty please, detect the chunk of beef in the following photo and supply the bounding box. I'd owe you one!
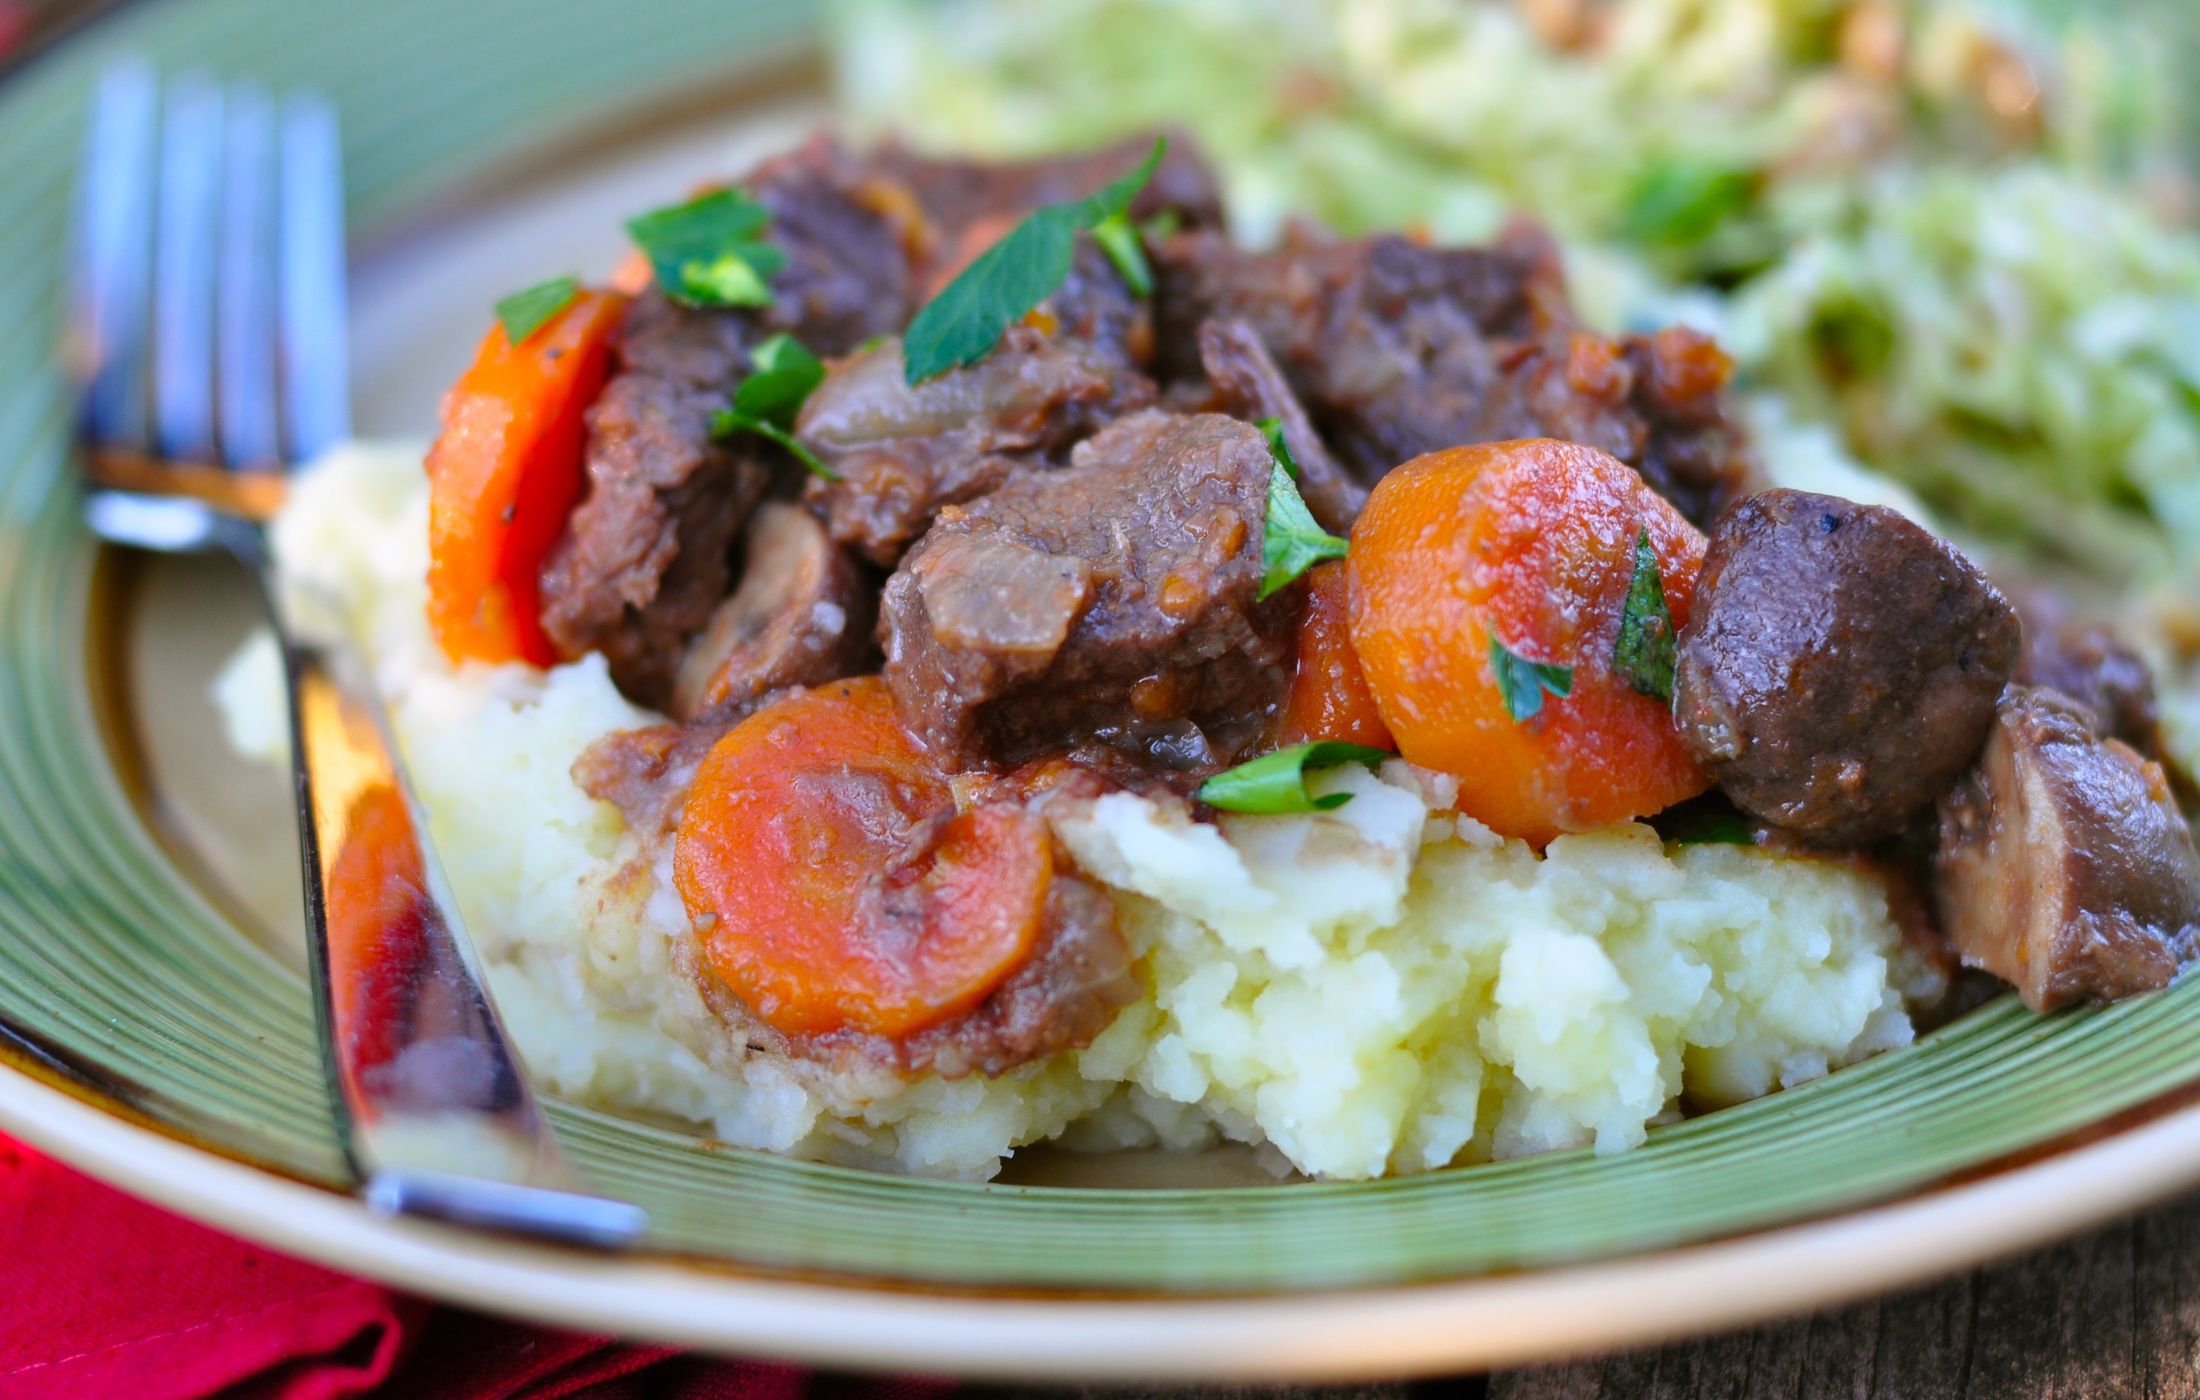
[574,718,728,845]
[885,137,1215,386]
[1673,489,2021,846]
[539,137,917,704]
[670,503,873,721]
[1606,329,1754,529]
[2021,622,2165,757]
[757,136,927,351]
[2008,590,2166,759]
[1040,236,1155,372]
[1154,230,1542,461]
[880,132,1226,249]
[1192,318,1364,533]
[577,677,841,846]
[799,318,1156,565]
[959,746,1213,807]
[538,296,771,704]
[882,410,1292,773]
[1933,687,2200,1010]
[1153,229,1754,525]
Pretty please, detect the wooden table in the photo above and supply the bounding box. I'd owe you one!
[983,1190,2200,1398]
[1488,1191,2200,1398]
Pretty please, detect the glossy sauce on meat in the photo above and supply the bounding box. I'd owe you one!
[1673,489,2020,846]
[1190,317,1364,533]
[879,132,1228,247]
[2009,586,2169,761]
[670,503,873,722]
[1153,227,1756,527]
[1934,687,2200,1009]
[798,312,1154,564]
[539,138,915,703]
[881,410,1293,773]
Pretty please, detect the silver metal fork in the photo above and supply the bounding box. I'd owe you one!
[69,63,646,1248]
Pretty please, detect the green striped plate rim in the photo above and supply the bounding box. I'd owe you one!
[1,0,2197,1294]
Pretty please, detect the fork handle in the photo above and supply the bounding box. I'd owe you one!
[247,541,646,1248]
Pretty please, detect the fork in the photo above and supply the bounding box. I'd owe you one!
[69,64,646,1248]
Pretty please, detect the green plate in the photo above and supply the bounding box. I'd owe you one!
[5,0,2200,1377]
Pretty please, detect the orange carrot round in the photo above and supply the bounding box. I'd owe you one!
[1347,438,1711,843]
[1275,561,1393,751]
[673,678,1052,1040]
[425,288,626,667]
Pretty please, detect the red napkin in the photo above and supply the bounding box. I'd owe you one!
[0,4,31,60]
[0,1131,955,1400]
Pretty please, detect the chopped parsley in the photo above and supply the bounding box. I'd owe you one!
[625,188,784,309]
[1091,210,1153,296]
[1612,530,1678,702]
[494,275,578,345]
[902,138,1165,384]
[1619,159,1756,247]
[1198,741,1390,815]
[1259,416,1299,477]
[710,333,834,479]
[1139,208,1182,242]
[1489,633,1573,723]
[1256,416,1347,598]
[726,333,824,426]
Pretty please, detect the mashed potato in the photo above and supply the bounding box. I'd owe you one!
[218,442,1923,1180]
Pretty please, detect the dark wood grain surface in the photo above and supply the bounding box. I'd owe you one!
[981,1190,2200,1398]
[1488,1189,2200,1399]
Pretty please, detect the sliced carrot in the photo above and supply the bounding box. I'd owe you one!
[1347,438,1711,844]
[673,678,1052,1040]
[1275,560,1393,751]
[425,288,627,667]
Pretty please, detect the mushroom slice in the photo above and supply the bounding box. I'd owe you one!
[1933,686,2200,1010]
[670,502,873,722]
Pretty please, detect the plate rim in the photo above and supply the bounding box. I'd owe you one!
[7,1055,2200,1380]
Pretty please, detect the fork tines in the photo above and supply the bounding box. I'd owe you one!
[73,63,350,481]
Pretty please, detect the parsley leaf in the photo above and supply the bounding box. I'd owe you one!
[902,138,1165,384]
[727,333,824,426]
[1198,741,1390,815]
[494,275,578,345]
[1612,530,1678,701]
[625,189,784,308]
[710,333,835,479]
[1257,417,1347,598]
[1488,632,1573,723]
